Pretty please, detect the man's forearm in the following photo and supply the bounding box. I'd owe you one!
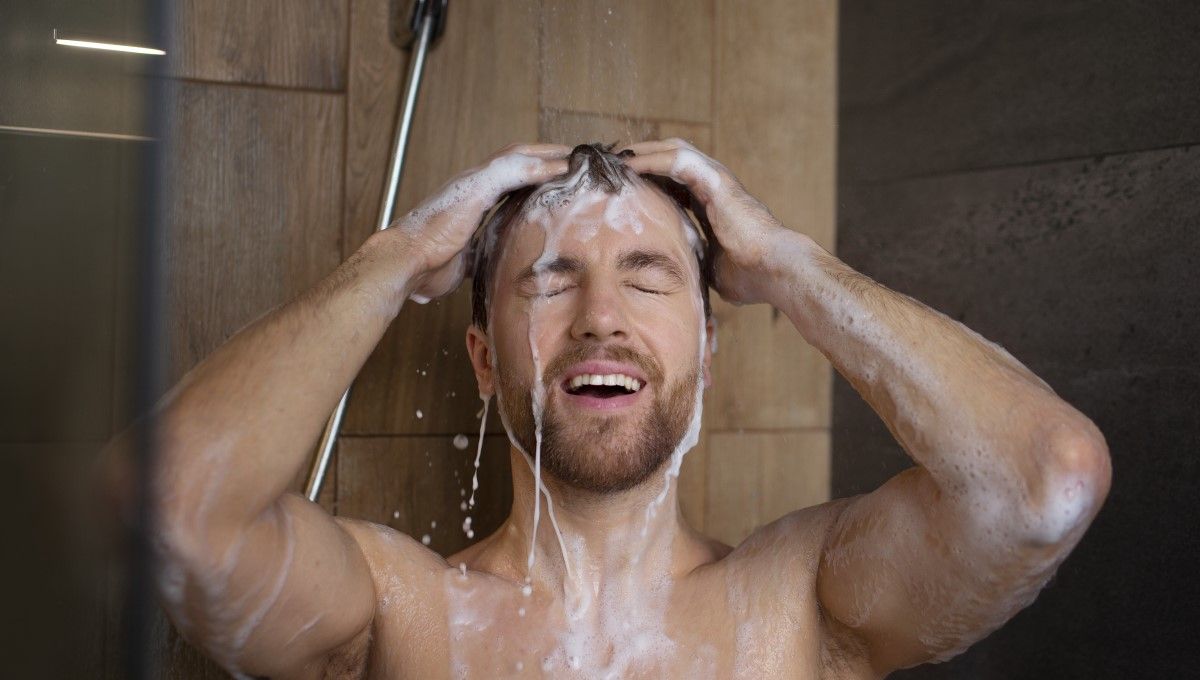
[758,231,1107,534]
[152,229,417,530]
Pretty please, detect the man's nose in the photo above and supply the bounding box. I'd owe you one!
[569,283,629,342]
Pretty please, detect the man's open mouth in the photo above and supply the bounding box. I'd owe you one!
[564,373,643,399]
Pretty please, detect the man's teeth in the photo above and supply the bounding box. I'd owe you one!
[568,373,642,392]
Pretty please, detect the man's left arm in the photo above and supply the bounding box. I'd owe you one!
[624,139,1112,675]
[762,231,1111,673]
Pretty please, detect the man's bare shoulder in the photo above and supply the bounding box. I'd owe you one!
[726,497,857,569]
[332,519,460,674]
[336,517,451,583]
[718,497,875,678]
[706,496,856,611]
[335,517,456,633]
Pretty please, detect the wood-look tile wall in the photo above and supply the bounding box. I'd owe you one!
[343,0,837,549]
[147,0,835,674]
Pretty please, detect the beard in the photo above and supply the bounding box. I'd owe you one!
[495,343,699,494]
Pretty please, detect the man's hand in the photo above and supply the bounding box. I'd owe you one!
[389,143,570,301]
[621,138,790,306]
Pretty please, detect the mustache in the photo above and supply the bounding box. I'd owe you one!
[542,343,663,388]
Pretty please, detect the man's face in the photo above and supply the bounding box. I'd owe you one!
[477,181,710,494]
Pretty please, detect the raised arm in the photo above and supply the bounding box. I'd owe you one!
[625,139,1111,675]
[103,144,569,678]
[761,234,1109,673]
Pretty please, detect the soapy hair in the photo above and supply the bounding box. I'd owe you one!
[469,143,714,329]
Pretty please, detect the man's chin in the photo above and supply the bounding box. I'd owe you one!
[538,419,677,494]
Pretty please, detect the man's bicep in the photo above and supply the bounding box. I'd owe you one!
[161,492,376,678]
[816,466,1062,674]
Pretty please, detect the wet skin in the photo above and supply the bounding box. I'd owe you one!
[333,179,852,678]
[108,142,1111,679]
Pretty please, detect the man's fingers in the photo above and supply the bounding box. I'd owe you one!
[617,138,690,155]
[529,144,574,158]
[527,156,570,179]
[623,148,723,201]
[497,143,574,159]
[622,149,676,175]
[487,154,568,195]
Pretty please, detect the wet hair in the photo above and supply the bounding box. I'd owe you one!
[468,143,714,329]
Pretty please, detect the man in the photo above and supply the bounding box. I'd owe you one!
[116,140,1110,678]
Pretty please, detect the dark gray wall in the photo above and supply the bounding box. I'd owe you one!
[835,2,1200,678]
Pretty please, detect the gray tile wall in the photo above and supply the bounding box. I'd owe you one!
[835,1,1200,677]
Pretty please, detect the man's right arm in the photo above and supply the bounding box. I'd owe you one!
[116,231,413,677]
[103,144,570,678]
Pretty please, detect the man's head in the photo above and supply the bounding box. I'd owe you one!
[465,143,714,495]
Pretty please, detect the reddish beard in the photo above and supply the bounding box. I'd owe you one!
[495,343,699,494]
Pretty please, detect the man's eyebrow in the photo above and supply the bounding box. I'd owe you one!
[514,255,585,284]
[616,248,686,284]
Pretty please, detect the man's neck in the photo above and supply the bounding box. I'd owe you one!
[467,448,722,597]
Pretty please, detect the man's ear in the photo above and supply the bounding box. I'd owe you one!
[466,324,495,398]
[702,316,716,388]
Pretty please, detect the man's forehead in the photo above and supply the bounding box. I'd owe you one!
[499,183,694,274]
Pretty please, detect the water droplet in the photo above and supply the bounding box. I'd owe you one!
[415,409,423,419]
[421,534,431,545]
[453,434,469,450]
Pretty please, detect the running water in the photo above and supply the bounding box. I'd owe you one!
[642,283,707,538]
[444,158,714,677]
[517,161,708,577]
[488,318,575,584]
[521,160,589,576]
[524,239,558,573]
[467,395,490,509]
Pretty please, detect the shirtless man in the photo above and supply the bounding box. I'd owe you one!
[120,140,1111,678]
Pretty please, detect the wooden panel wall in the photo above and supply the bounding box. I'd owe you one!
[145,0,835,674]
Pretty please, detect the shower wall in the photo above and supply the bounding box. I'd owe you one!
[835,1,1200,677]
[0,1,154,676]
[150,0,835,676]
[340,0,837,552]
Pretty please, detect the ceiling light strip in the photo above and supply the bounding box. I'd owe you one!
[0,124,155,142]
[52,29,165,56]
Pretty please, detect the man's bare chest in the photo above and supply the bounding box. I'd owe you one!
[364,569,832,679]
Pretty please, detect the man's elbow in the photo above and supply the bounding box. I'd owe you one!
[1023,417,1112,547]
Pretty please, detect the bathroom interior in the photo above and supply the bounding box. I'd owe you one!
[1,0,1197,677]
